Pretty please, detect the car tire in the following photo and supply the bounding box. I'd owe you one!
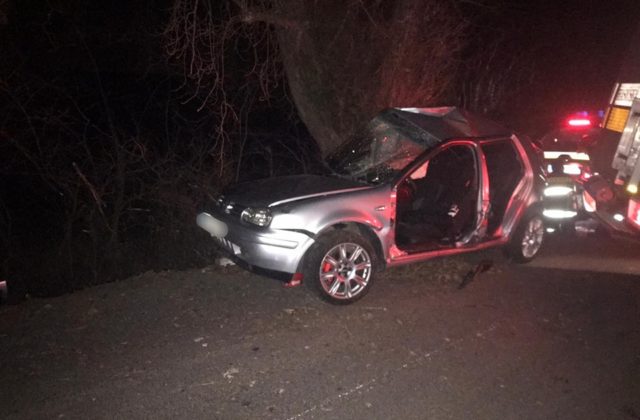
[303,230,376,304]
[506,213,545,263]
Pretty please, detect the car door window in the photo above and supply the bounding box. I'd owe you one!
[481,139,524,234]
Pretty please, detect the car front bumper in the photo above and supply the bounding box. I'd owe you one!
[197,211,315,274]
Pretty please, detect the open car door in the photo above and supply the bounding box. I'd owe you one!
[395,142,482,252]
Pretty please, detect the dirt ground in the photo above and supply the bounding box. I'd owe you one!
[1,235,639,420]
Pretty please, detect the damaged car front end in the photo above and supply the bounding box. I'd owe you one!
[197,174,381,275]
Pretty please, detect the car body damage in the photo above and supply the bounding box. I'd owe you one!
[197,107,549,303]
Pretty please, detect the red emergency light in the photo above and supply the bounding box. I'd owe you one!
[567,118,591,127]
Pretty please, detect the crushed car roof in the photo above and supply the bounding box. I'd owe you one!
[378,107,514,143]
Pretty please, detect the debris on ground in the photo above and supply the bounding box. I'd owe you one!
[216,257,236,267]
[222,367,239,380]
[458,260,493,290]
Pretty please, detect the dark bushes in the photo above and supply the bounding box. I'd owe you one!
[0,71,317,297]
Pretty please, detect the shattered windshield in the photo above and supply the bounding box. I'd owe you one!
[325,118,429,184]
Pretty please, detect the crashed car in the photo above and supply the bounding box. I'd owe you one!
[197,107,547,304]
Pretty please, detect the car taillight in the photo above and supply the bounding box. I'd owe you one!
[583,190,596,212]
[627,198,640,229]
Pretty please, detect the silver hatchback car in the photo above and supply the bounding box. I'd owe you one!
[197,107,547,304]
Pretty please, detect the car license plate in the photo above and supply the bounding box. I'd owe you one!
[196,213,228,238]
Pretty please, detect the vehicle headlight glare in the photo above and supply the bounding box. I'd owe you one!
[543,209,577,219]
[544,185,573,197]
[562,163,582,175]
[241,207,272,227]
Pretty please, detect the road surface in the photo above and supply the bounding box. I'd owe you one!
[1,233,639,419]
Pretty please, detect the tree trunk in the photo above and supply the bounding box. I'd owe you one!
[274,0,465,155]
[166,0,466,156]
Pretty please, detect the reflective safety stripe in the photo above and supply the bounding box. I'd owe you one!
[605,106,630,133]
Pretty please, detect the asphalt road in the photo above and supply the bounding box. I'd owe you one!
[1,233,639,420]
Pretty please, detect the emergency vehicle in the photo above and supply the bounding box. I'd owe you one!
[600,83,640,233]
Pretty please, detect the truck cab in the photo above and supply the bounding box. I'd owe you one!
[611,97,640,231]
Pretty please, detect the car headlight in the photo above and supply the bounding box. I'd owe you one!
[214,194,225,207]
[241,207,272,227]
[544,185,573,197]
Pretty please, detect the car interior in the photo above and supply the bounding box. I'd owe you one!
[395,144,479,252]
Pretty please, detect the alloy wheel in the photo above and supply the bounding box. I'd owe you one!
[319,242,372,300]
[521,216,544,258]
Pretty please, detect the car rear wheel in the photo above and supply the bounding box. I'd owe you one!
[507,213,544,263]
[303,230,376,304]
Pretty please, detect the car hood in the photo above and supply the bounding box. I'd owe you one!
[224,174,370,207]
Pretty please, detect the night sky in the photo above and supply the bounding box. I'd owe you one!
[460,0,640,131]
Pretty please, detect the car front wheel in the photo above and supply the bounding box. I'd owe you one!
[507,213,545,263]
[303,230,376,304]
